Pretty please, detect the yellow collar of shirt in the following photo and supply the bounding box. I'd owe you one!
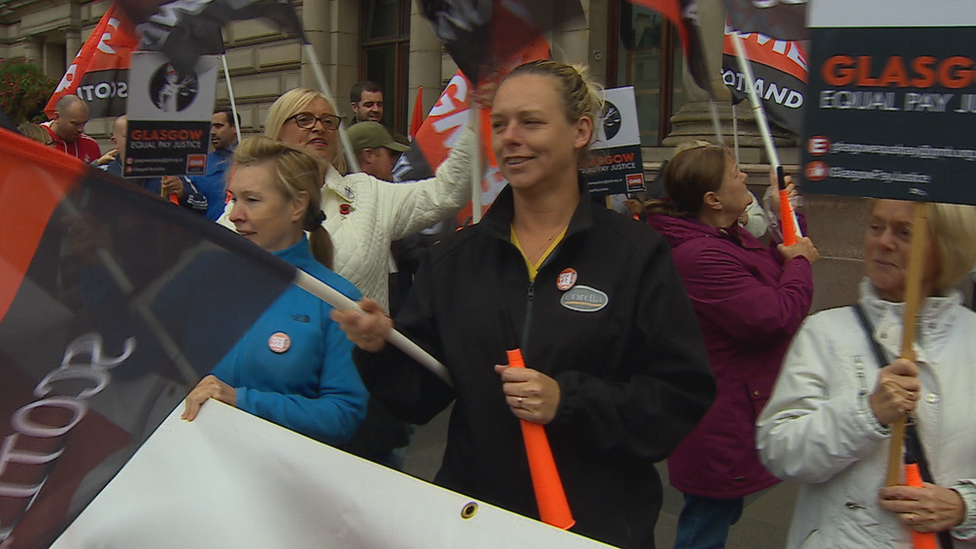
[510,225,568,282]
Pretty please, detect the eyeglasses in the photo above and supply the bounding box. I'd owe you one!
[287,112,341,131]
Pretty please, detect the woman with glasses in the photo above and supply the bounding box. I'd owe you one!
[644,143,819,549]
[228,88,475,471]
[221,88,475,311]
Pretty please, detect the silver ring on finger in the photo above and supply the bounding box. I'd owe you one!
[517,397,523,406]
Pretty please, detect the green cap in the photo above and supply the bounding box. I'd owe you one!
[346,122,409,155]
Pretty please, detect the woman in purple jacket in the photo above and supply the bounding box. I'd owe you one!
[645,143,818,549]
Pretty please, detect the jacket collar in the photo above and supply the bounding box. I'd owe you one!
[481,175,594,242]
[323,164,356,203]
[646,213,763,251]
[857,277,962,364]
[272,235,312,263]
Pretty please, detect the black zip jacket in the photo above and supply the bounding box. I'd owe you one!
[355,182,715,549]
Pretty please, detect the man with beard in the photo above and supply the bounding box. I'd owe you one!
[183,108,238,221]
[348,81,384,127]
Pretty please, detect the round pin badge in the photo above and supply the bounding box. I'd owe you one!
[268,332,291,353]
[556,268,578,291]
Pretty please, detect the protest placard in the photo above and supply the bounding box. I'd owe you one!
[802,0,976,204]
[124,51,218,178]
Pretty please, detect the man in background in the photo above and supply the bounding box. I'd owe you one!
[183,108,238,221]
[43,95,101,163]
[348,81,384,126]
[347,121,407,181]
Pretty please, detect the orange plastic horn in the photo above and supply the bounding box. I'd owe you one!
[506,348,575,530]
[904,464,938,549]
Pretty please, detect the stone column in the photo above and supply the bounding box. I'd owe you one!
[549,0,606,78]
[331,0,359,113]
[663,0,792,149]
[21,37,42,64]
[65,29,82,62]
[408,1,441,117]
[300,0,331,92]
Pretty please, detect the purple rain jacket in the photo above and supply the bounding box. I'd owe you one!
[646,212,813,499]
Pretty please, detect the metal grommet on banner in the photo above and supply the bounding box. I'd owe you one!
[460,502,479,519]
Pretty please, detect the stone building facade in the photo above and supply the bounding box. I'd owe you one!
[1,0,872,311]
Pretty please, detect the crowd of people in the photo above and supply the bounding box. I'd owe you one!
[18,61,976,549]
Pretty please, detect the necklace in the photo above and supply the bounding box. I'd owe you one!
[517,222,569,264]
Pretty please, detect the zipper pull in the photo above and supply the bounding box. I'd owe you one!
[527,282,534,302]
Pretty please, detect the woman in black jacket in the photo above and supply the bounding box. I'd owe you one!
[333,59,715,549]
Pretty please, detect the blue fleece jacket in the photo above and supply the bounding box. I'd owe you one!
[187,147,234,221]
[211,236,367,445]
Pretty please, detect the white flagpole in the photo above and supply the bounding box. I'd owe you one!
[470,104,483,224]
[302,43,361,174]
[730,31,802,239]
[220,54,243,144]
[732,103,740,165]
[707,99,725,147]
[292,269,452,386]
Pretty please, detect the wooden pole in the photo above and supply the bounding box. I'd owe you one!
[886,201,929,486]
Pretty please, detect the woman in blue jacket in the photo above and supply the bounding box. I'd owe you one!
[182,136,367,445]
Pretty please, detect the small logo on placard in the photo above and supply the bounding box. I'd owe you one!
[268,332,291,353]
[805,161,829,182]
[807,136,831,156]
[559,285,608,312]
[626,173,645,192]
[187,154,206,174]
[556,268,578,291]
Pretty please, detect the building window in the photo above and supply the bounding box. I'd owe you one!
[360,0,410,134]
[608,0,683,146]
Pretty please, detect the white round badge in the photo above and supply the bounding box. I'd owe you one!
[268,332,291,353]
[556,268,578,291]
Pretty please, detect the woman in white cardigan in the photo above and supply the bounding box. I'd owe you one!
[221,88,475,308]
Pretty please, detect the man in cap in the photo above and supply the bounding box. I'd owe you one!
[346,121,408,181]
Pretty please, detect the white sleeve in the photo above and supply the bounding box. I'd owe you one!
[374,125,477,241]
[756,314,890,484]
[739,190,769,239]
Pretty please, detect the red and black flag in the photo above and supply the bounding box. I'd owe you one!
[629,0,713,97]
[0,129,297,549]
[44,3,139,120]
[723,0,807,41]
[418,0,583,85]
[722,26,808,133]
[398,1,553,221]
[120,0,302,74]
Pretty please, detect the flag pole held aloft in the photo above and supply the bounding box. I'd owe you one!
[302,44,361,174]
[729,30,802,244]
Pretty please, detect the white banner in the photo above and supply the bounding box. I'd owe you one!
[53,402,613,549]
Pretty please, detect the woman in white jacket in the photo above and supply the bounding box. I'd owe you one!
[757,199,976,549]
[221,88,475,309]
